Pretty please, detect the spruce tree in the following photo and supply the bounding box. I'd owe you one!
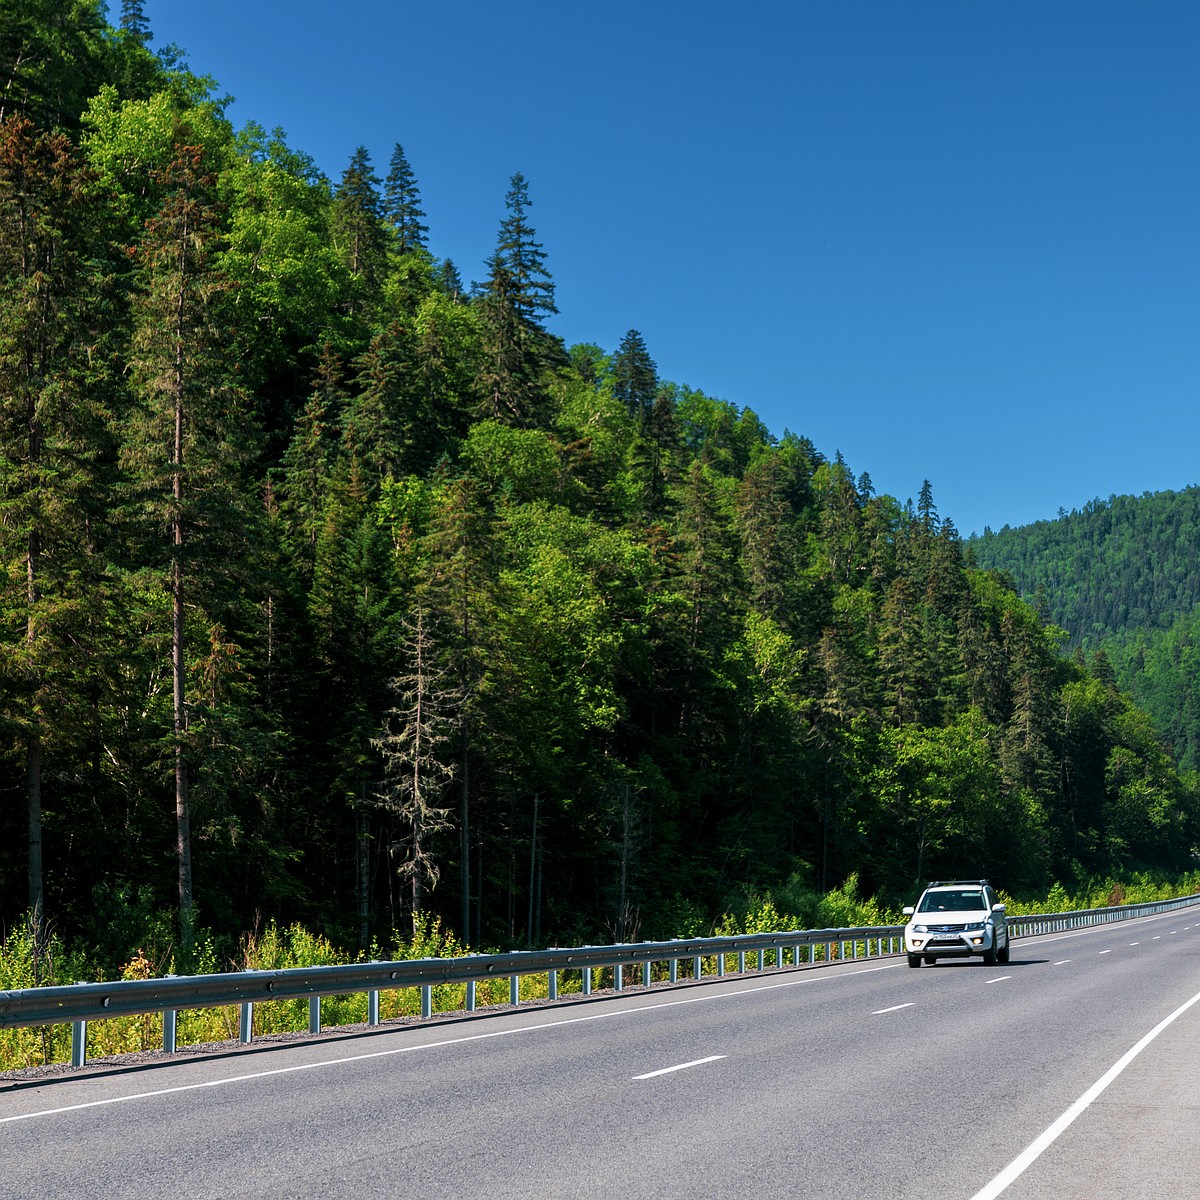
[331,145,388,319]
[492,171,556,327]
[437,257,463,303]
[0,116,112,952]
[118,0,152,43]
[476,253,542,426]
[417,472,496,942]
[123,129,257,952]
[612,328,657,423]
[279,342,347,561]
[382,142,428,255]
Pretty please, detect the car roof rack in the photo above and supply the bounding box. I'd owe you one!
[926,879,989,888]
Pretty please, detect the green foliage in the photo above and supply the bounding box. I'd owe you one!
[3,2,1198,983]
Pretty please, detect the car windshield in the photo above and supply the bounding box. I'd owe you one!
[918,889,986,913]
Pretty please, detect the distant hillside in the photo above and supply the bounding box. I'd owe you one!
[971,487,1200,643]
[972,488,1200,770]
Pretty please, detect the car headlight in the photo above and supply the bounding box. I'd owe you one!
[913,924,929,933]
[964,922,985,931]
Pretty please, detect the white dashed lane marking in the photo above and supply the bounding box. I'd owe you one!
[634,1056,725,1080]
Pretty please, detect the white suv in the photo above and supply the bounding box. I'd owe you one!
[903,880,1009,967]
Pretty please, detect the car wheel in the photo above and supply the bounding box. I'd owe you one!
[907,954,921,968]
[998,935,1010,964]
[925,957,937,966]
[983,943,997,966]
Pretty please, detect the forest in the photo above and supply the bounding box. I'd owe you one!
[2,1,1198,977]
[974,487,1200,774]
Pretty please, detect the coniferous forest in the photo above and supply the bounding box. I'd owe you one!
[3,2,1198,973]
[973,488,1200,774]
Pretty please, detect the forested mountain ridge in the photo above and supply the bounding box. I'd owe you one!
[972,487,1200,772]
[2,2,1196,972]
[972,487,1200,642]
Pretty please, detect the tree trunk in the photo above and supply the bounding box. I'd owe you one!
[527,792,539,947]
[26,732,43,954]
[357,797,370,950]
[26,519,44,953]
[460,726,469,943]
[173,329,193,952]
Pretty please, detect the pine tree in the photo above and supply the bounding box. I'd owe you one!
[279,342,347,560]
[437,258,463,303]
[0,116,112,951]
[417,472,496,942]
[612,328,657,423]
[476,253,542,426]
[331,145,388,320]
[122,129,257,952]
[341,320,408,497]
[916,478,939,533]
[382,142,428,255]
[492,171,556,327]
[118,0,152,43]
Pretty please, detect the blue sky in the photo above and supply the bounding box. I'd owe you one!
[136,0,1199,537]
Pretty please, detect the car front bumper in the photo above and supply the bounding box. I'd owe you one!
[905,927,997,956]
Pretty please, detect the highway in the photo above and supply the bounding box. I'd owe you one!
[2,911,1199,1199]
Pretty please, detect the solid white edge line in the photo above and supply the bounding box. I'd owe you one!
[634,1055,725,1080]
[968,985,1200,1200]
[872,1003,915,1015]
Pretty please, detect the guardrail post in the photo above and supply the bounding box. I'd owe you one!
[467,980,477,1011]
[510,975,521,1005]
[670,958,678,983]
[717,953,725,977]
[643,961,652,988]
[615,964,623,992]
[368,990,380,1027]
[71,1018,87,1068]
[738,950,746,974]
[583,967,592,995]
[163,1008,177,1054]
[549,970,558,1001]
[693,954,702,979]
[240,1002,253,1044]
[421,985,432,1018]
[309,996,321,1034]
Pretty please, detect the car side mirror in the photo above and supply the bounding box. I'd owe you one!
[992,903,1006,913]
[902,906,915,916]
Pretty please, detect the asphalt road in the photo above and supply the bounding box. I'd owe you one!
[3,911,1199,1199]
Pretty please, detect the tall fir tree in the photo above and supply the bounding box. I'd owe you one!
[118,0,152,43]
[382,142,428,255]
[492,171,556,327]
[476,253,542,426]
[612,328,657,423]
[330,145,388,321]
[122,129,257,952]
[0,116,112,952]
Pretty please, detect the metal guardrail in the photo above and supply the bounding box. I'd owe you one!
[3,892,1198,1069]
